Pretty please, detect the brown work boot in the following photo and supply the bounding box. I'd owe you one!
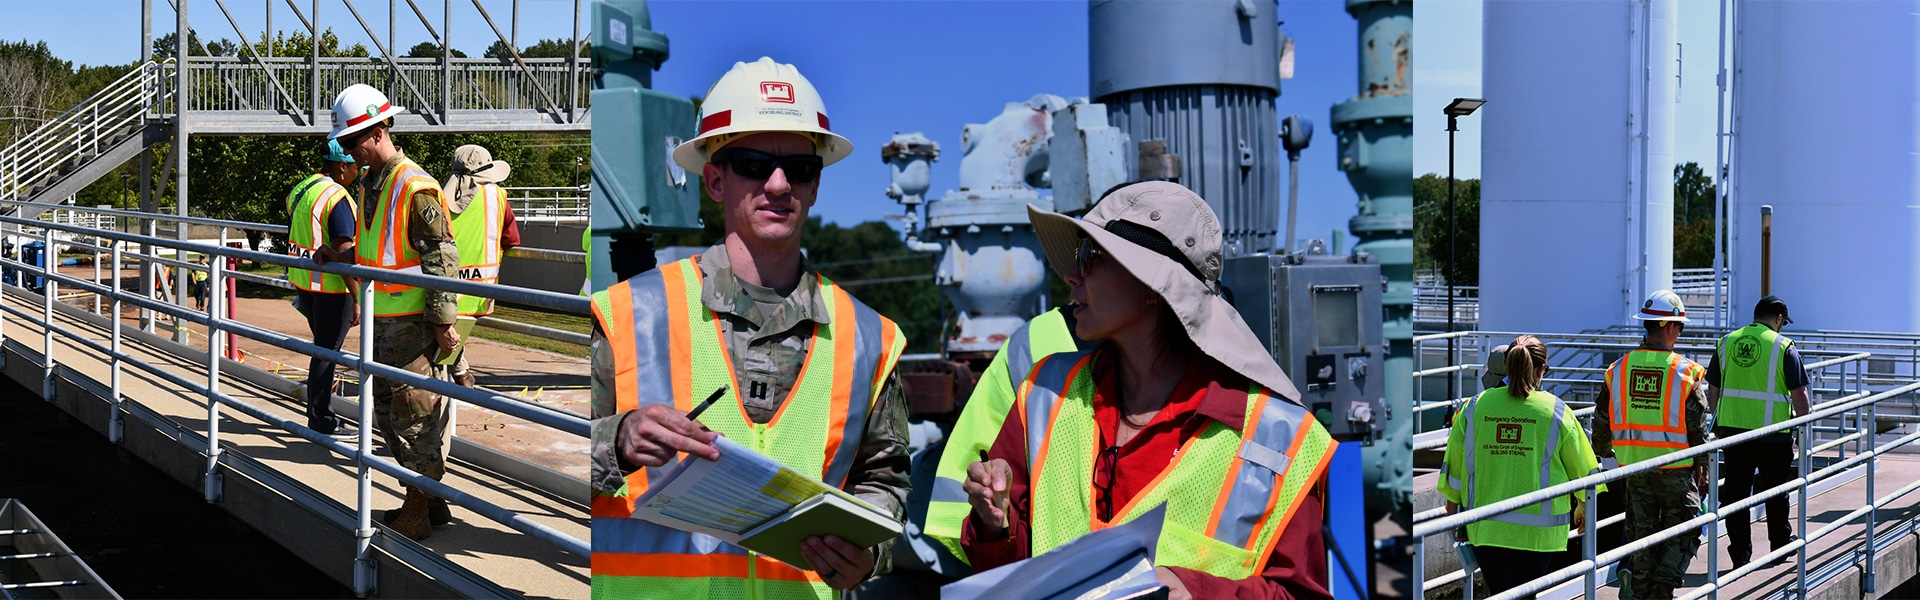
[383,496,453,526]
[389,488,433,541]
[453,370,475,388]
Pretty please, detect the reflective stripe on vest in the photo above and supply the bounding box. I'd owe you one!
[1607,350,1701,469]
[1020,351,1337,580]
[453,183,508,316]
[354,156,446,317]
[924,308,1085,565]
[1716,324,1793,430]
[287,174,356,294]
[1459,391,1572,528]
[587,257,906,599]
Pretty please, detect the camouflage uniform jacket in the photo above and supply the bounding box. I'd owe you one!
[360,150,459,326]
[1592,339,1710,467]
[590,244,913,574]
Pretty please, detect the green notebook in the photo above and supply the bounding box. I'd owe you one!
[432,316,480,366]
[737,489,903,570]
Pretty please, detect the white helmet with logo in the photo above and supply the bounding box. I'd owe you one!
[670,57,852,173]
[328,84,406,140]
[1633,289,1691,324]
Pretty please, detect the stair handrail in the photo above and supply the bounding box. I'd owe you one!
[1,61,167,205]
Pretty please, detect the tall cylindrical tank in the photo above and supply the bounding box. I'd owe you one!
[1730,1,1920,333]
[1091,0,1282,255]
[1480,0,1675,334]
[1335,0,1412,520]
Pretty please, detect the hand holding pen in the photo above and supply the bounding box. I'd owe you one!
[616,386,729,468]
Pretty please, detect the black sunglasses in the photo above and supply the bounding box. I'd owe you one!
[1076,237,1107,278]
[711,148,824,184]
[1094,445,1121,521]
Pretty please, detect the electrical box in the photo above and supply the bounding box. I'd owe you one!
[1220,252,1386,442]
[1047,103,1129,215]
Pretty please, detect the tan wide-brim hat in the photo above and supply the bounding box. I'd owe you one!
[1026,181,1301,403]
[446,144,509,207]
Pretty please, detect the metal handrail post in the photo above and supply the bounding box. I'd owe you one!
[1583,482,1598,600]
[92,229,102,316]
[204,241,224,504]
[353,278,376,597]
[1796,419,1808,596]
[1707,448,1719,600]
[109,241,123,443]
[41,225,54,400]
[1865,396,1877,594]
[1413,534,1425,598]
[140,219,154,332]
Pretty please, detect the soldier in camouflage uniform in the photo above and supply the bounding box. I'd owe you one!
[327,84,461,542]
[1593,290,1710,599]
[589,58,910,593]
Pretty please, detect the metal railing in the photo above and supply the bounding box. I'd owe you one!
[1413,328,1920,598]
[174,56,588,122]
[1415,378,1914,599]
[508,185,590,220]
[0,61,167,203]
[1413,284,1480,326]
[0,204,588,597]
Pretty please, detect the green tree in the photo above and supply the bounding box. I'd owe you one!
[407,42,467,59]
[1413,174,1479,286]
[1673,162,1721,268]
[518,39,583,59]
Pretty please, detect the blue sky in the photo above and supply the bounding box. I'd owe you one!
[1415,0,1729,180]
[7,0,1372,240]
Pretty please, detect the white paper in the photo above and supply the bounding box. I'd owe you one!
[941,504,1170,600]
[629,435,838,542]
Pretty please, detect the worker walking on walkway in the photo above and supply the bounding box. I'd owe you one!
[1708,295,1811,568]
[1593,290,1710,599]
[287,138,362,441]
[443,144,522,388]
[329,83,462,541]
[1439,335,1603,595]
[588,57,911,597]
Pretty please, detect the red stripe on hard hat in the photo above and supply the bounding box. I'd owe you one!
[699,111,732,135]
[817,113,830,131]
[1641,308,1683,316]
[344,103,392,127]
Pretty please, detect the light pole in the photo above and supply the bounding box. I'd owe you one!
[1443,97,1483,399]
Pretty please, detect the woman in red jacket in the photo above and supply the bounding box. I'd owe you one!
[960,182,1336,600]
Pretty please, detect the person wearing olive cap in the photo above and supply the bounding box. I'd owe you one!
[1707,295,1810,568]
[961,181,1335,599]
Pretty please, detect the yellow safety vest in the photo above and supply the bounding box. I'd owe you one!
[353,156,447,317]
[926,308,1082,565]
[452,183,509,316]
[1022,351,1337,580]
[1605,350,1704,469]
[1715,324,1795,430]
[1438,388,1602,552]
[286,173,356,294]
[588,257,907,599]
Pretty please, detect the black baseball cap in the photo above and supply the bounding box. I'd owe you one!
[1755,295,1793,325]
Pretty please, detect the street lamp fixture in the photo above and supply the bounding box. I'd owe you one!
[1444,97,1484,403]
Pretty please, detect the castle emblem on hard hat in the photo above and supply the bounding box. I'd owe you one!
[760,82,794,104]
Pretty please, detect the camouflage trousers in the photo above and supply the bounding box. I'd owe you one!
[372,317,452,482]
[1621,468,1701,599]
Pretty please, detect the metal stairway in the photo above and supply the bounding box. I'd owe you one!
[0,61,170,222]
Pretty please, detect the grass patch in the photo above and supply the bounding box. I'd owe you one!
[471,302,591,358]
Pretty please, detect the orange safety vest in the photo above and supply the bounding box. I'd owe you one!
[588,256,905,599]
[354,156,447,317]
[1606,349,1704,469]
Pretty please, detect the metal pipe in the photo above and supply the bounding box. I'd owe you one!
[205,231,224,503]
[1761,204,1772,296]
[353,277,374,597]
[41,226,54,399]
[109,241,123,443]
[174,0,190,345]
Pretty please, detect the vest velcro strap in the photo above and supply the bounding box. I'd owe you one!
[1719,388,1782,401]
[1611,429,1688,445]
[1237,440,1292,476]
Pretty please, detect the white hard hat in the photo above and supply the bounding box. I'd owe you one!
[1633,289,1691,324]
[670,57,852,173]
[328,84,406,140]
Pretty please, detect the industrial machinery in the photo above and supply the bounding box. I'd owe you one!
[587,0,703,293]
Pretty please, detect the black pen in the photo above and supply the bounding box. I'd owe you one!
[687,386,728,422]
[979,449,990,464]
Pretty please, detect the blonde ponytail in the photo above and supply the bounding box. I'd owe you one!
[1506,335,1548,398]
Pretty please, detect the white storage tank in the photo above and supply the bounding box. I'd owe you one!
[1730,0,1920,333]
[1478,0,1675,333]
